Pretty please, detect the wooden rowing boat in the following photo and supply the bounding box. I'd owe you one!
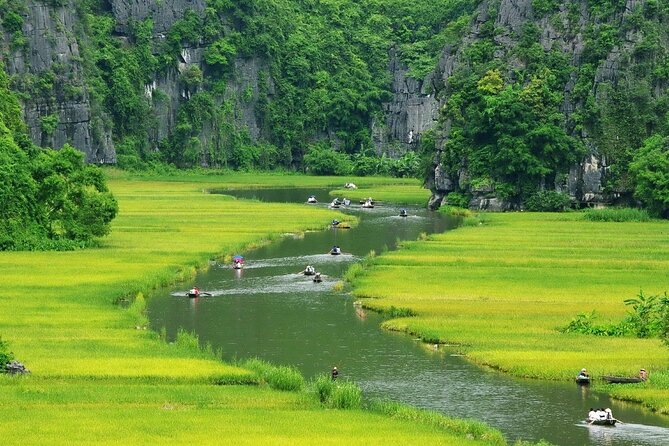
[603,376,645,384]
[588,418,617,426]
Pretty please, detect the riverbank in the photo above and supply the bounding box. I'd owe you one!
[350,211,669,414]
[0,172,515,445]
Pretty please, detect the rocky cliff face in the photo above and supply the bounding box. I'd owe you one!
[2,0,268,165]
[373,49,439,157]
[4,0,114,163]
[388,0,664,209]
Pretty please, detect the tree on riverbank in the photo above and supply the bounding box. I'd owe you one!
[0,64,118,251]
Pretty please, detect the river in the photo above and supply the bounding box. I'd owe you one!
[147,187,669,446]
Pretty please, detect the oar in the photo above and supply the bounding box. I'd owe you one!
[200,292,212,296]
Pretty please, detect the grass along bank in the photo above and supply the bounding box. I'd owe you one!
[0,172,515,445]
[350,211,669,413]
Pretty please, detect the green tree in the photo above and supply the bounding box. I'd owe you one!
[630,134,669,217]
[32,145,118,241]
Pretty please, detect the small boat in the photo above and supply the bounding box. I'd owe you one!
[330,246,342,255]
[361,200,374,209]
[575,376,591,385]
[399,209,408,217]
[307,195,318,203]
[588,418,617,426]
[232,255,244,269]
[359,197,374,205]
[342,198,351,206]
[331,219,340,227]
[330,200,340,209]
[313,273,323,283]
[603,376,645,384]
[186,288,200,298]
[344,182,357,189]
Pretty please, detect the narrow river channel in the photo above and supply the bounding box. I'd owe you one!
[148,187,669,446]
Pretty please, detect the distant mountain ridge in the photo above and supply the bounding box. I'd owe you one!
[2,0,668,209]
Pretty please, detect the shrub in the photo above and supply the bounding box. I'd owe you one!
[312,374,362,409]
[445,192,470,208]
[582,207,652,222]
[303,143,352,175]
[524,190,572,211]
[0,337,14,371]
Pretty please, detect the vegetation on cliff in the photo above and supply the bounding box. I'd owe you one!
[0,65,118,251]
[423,0,669,213]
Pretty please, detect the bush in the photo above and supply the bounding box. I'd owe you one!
[524,190,572,211]
[445,192,470,208]
[312,374,362,409]
[303,143,352,175]
[582,207,652,222]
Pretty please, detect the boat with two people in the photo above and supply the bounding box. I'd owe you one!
[307,195,318,204]
[329,245,342,255]
[313,272,323,283]
[399,209,408,217]
[330,199,341,209]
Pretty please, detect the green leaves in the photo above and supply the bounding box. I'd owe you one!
[630,135,669,217]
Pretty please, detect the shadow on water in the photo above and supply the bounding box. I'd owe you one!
[148,188,669,446]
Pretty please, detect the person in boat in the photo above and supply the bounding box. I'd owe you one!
[639,368,648,380]
[577,368,589,381]
[330,245,341,255]
[399,208,408,217]
[343,198,351,206]
[189,286,200,297]
[313,272,322,282]
[331,366,339,380]
[588,408,597,422]
[604,408,614,420]
[332,219,340,226]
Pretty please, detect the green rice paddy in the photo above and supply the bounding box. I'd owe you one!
[351,211,669,413]
[0,171,508,445]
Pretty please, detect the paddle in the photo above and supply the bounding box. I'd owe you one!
[200,292,212,296]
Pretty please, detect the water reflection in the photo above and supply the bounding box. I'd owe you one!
[148,188,669,446]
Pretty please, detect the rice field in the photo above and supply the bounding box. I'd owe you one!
[0,172,510,445]
[351,211,669,413]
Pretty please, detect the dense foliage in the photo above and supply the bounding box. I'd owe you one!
[422,0,669,210]
[0,65,118,251]
[561,290,669,344]
[4,0,669,212]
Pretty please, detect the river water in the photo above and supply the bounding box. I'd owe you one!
[147,187,669,446]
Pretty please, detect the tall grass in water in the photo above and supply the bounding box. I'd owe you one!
[583,207,651,222]
[243,358,304,391]
[312,374,362,409]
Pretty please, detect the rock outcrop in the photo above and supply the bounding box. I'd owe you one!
[4,0,115,163]
[418,0,659,209]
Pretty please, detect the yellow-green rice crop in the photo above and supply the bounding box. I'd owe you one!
[0,171,511,445]
[351,212,669,413]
